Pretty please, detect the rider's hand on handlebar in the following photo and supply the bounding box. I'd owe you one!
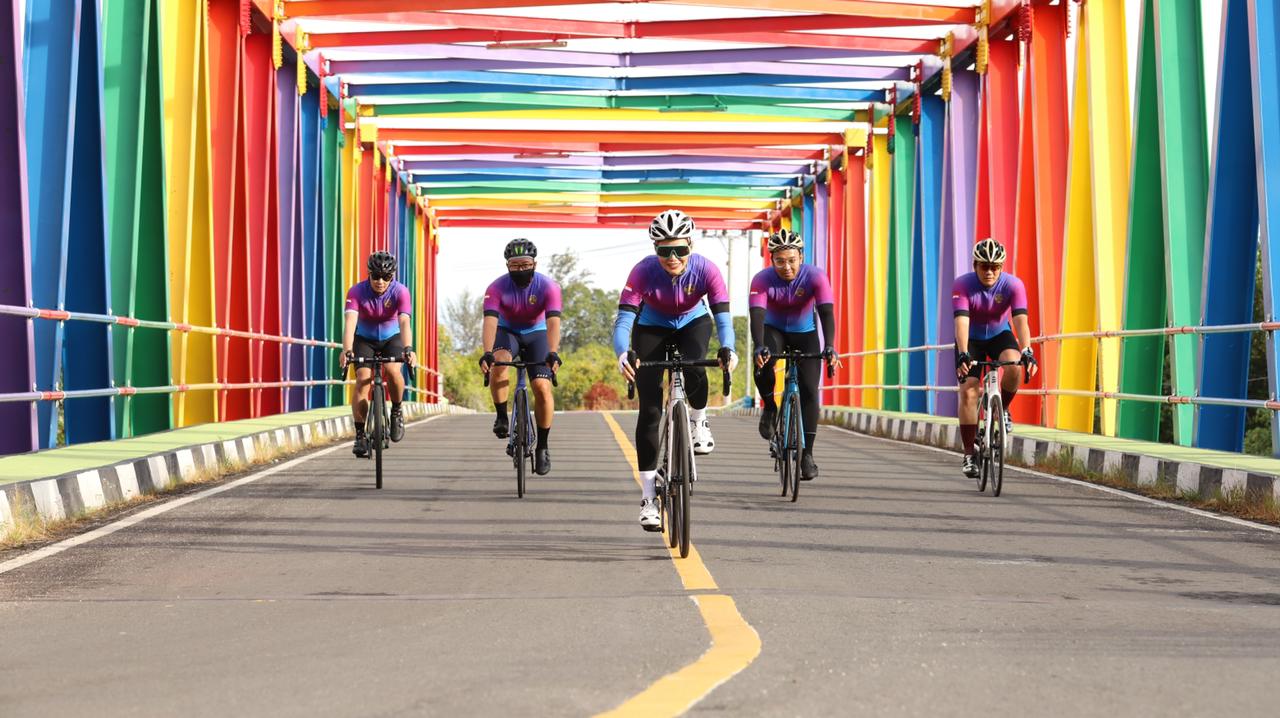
[1021,347,1039,379]
[617,351,637,382]
[754,346,771,369]
[821,346,837,366]
[402,348,417,368]
[717,346,738,374]
[955,351,974,380]
[342,350,355,370]
[479,351,495,373]
[545,351,562,373]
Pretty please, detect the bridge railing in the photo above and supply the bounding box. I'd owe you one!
[0,304,445,406]
[823,323,1279,430]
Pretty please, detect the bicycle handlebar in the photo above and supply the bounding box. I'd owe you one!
[338,354,411,379]
[624,357,731,399]
[482,360,559,388]
[970,359,1030,385]
[763,350,837,379]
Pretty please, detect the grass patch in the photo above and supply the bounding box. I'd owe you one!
[0,429,347,552]
[1009,448,1280,526]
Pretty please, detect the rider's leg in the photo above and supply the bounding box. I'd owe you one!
[997,345,1023,411]
[676,315,712,412]
[385,362,406,404]
[754,328,785,440]
[353,367,373,424]
[489,348,513,412]
[531,378,554,430]
[631,324,669,498]
[958,377,982,454]
[791,330,823,451]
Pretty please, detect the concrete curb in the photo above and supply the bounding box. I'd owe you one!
[0,402,467,530]
[721,405,1280,500]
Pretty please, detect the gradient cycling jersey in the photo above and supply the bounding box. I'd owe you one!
[345,280,412,342]
[618,254,729,329]
[483,272,562,334]
[748,263,835,333]
[951,272,1028,341]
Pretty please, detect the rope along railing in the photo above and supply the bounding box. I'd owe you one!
[821,322,1280,411]
[0,303,445,402]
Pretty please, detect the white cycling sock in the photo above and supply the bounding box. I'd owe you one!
[689,407,707,423]
[640,470,658,500]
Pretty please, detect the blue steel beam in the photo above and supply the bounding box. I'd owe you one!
[1249,0,1280,453]
[410,173,795,187]
[908,96,945,414]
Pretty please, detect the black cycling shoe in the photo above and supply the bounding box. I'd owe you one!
[390,409,405,442]
[800,451,818,481]
[961,454,979,478]
[758,405,776,440]
[493,414,509,439]
[535,448,551,475]
[352,433,369,458]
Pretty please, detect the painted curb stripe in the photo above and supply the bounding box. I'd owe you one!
[597,412,761,717]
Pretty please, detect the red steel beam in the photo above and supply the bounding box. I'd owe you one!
[379,128,841,145]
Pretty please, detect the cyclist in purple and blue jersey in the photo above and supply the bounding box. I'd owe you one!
[749,229,837,480]
[341,251,416,457]
[613,209,738,531]
[478,238,562,476]
[953,238,1039,478]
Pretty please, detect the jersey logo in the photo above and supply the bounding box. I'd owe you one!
[795,288,806,297]
[952,293,963,301]
[994,293,1005,304]
[528,295,537,305]
[383,297,391,308]
[684,283,695,295]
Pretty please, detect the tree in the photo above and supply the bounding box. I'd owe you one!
[546,249,616,352]
[443,288,484,353]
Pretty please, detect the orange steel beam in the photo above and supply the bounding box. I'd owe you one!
[379,128,842,145]
[393,145,828,160]
[284,0,617,17]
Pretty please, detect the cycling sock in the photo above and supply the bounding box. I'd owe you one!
[960,424,977,454]
[804,431,816,450]
[494,402,508,421]
[1001,387,1018,411]
[391,401,402,414]
[355,424,365,437]
[689,407,707,423]
[537,426,550,449]
[640,470,658,500]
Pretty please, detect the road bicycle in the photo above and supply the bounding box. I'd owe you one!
[766,350,835,503]
[972,359,1024,497]
[485,360,556,498]
[627,347,730,559]
[341,353,409,489]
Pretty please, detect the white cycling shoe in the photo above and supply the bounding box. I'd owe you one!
[691,419,715,455]
[639,498,662,532]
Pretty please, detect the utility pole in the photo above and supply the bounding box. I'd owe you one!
[703,227,757,407]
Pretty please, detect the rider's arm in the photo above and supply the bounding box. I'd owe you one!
[545,315,561,354]
[343,311,358,354]
[816,303,835,350]
[612,305,638,357]
[398,313,414,360]
[481,315,498,353]
[1011,313,1031,353]
[951,276,971,355]
[749,307,766,348]
[712,304,735,350]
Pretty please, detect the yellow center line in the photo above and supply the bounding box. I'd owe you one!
[597,412,762,717]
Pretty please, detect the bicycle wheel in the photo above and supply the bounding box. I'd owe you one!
[991,400,1005,497]
[786,391,802,503]
[669,402,690,556]
[975,400,988,493]
[775,404,788,497]
[514,388,527,498]
[371,386,385,489]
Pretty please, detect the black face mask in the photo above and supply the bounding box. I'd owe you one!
[510,268,535,287]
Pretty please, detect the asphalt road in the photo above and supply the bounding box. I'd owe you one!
[1,412,1278,717]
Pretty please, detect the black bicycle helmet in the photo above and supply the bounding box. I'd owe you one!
[504,238,537,260]
[367,251,397,276]
[649,209,695,241]
[767,229,804,253]
[972,238,1006,264]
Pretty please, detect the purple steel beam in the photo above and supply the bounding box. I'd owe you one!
[329,56,909,81]
[933,70,980,417]
[0,0,36,454]
[401,158,812,173]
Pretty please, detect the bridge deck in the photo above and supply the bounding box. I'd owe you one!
[2,413,1277,716]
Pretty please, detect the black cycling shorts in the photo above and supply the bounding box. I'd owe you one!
[353,333,406,362]
[492,327,553,381]
[959,330,1020,380]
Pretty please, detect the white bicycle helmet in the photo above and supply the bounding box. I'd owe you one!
[767,229,804,253]
[972,238,1007,264]
[649,209,695,241]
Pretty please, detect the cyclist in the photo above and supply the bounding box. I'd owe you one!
[479,238,562,476]
[749,229,837,481]
[613,209,737,531]
[341,251,416,457]
[953,238,1039,478]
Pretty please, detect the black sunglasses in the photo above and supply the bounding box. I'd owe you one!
[655,245,692,259]
[370,272,394,281]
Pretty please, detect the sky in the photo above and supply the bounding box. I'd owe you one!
[433,0,1226,317]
